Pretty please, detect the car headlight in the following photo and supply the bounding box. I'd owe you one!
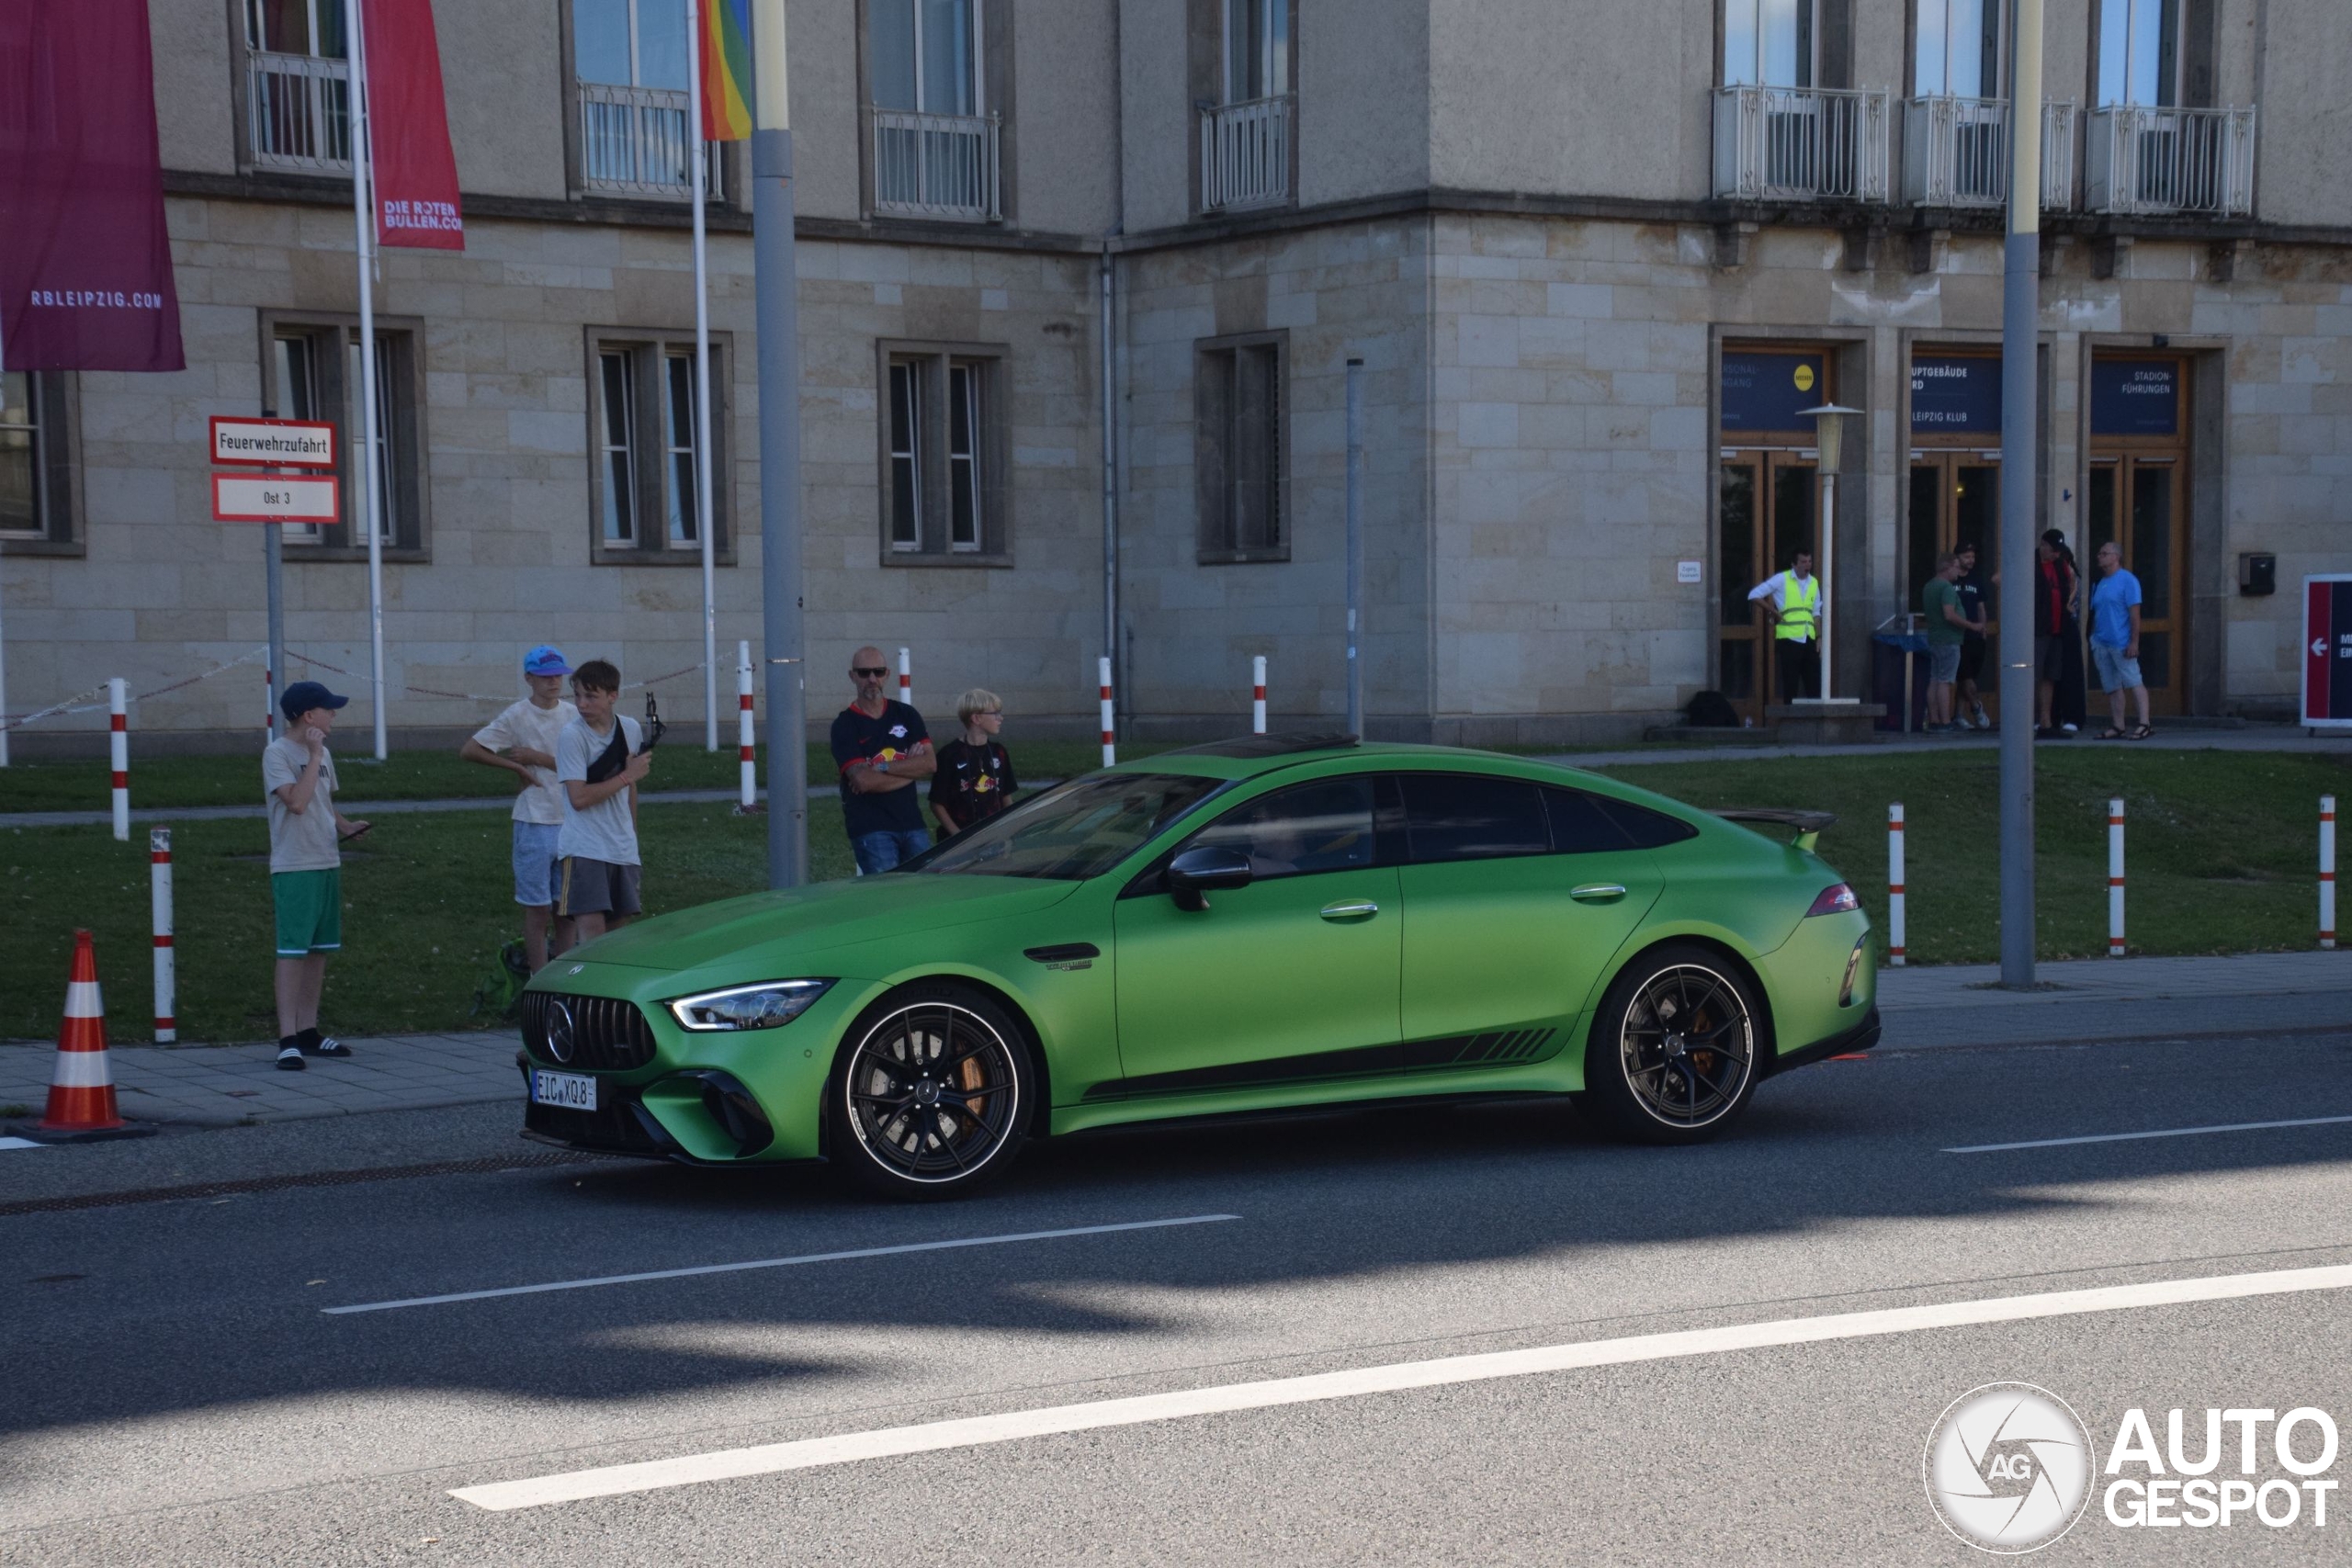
[666,979,835,1032]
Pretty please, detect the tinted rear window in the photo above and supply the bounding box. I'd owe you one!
[1597,795,1700,849]
[1542,787,1635,852]
[1399,773,1549,863]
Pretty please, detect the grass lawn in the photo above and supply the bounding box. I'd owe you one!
[4,747,2341,1044]
[0,738,1169,813]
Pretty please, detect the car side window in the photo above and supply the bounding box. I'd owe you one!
[1182,777,1377,880]
[1541,786,1636,853]
[1398,773,1548,863]
[1598,795,1701,849]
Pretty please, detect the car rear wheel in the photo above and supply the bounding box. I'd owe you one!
[1581,944,1760,1145]
[830,985,1031,1199]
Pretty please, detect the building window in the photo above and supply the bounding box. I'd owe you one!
[0,371,75,550]
[872,0,980,116]
[1916,0,1998,98]
[1195,333,1286,563]
[878,343,1005,561]
[262,313,427,558]
[588,331,732,564]
[1724,0,1815,87]
[865,0,1001,220]
[2098,0,2179,107]
[1222,0,1289,103]
[573,0,718,197]
[243,0,354,172]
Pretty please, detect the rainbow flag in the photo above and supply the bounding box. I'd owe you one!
[698,0,752,141]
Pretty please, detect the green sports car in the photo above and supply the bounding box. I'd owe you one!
[517,736,1879,1197]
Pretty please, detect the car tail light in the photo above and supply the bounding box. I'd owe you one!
[1806,883,1860,917]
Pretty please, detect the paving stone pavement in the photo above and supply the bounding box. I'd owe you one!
[4,951,2347,1135]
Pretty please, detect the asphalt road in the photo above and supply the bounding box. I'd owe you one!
[6,1026,2350,1565]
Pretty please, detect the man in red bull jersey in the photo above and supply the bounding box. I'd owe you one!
[831,644,936,874]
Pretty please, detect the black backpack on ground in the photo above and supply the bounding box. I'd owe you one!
[1684,690,1741,728]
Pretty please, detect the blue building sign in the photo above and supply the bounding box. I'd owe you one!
[1721,351,1827,433]
[1909,355,2002,434]
[2091,359,2180,436]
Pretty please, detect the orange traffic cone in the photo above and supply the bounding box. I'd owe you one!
[40,931,123,1133]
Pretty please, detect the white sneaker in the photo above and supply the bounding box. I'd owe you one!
[1970,705,1991,730]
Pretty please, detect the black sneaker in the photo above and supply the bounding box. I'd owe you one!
[298,1028,353,1059]
[276,1045,307,1072]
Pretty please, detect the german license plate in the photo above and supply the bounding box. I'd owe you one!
[530,1069,596,1111]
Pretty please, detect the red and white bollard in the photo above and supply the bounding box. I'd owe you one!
[1099,656,1116,767]
[737,640,756,812]
[898,647,911,712]
[1252,656,1268,735]
[1886,803,1905,966]
[109,678,130,842]
[151,827,175,1043]
[2108,797,2127,958]
[2322,795,2336,950]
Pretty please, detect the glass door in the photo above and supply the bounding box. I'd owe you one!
[2086,457,2186,713]
[1718,451,1818,725]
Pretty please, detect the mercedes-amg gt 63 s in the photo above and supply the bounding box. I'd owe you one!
[518,736,1878,1197]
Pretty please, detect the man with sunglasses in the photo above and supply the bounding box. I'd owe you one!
[831,645,936,874]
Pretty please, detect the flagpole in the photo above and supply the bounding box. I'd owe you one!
[690,0,718,751]
[342,0,389,761]
[0,312,10,768]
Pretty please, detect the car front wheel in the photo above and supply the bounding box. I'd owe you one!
[1581,944,1760,1145]
[830,985,1032,1198]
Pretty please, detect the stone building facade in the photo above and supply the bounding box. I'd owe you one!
[4,0,2346,750]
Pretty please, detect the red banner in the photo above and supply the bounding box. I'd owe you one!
[364,0,465,251]
[0,0,185,371]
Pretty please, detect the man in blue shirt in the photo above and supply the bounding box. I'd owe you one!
[2089,541,2153,739]
[831,645,936,873]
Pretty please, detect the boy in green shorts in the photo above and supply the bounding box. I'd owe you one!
[264,681,370,1070]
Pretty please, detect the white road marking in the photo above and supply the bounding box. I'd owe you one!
[0,1136,45,1151]
[452,1260,2352,1511]
[324,1213,1242,1316]
[1945,1112,2352,1154]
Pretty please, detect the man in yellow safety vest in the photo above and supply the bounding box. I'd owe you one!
[1747,551,1821,702]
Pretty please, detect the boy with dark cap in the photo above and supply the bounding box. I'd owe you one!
[263,681,369,1070]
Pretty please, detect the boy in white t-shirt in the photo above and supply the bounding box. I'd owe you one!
[555,659,649,942]
[458,645,580,973]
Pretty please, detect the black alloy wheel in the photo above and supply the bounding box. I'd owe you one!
[831,985,1030,1197]
[1582,944,1760,1145]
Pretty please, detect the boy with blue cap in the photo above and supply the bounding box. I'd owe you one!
[459,646,581,973]
[263,680,369,1070]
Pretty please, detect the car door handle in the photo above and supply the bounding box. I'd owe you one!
[1319,900,1380,920]
[1569,883,1628,902]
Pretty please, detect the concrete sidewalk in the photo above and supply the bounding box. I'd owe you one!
[6,950,2348,1136]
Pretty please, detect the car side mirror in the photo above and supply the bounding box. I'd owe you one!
[1166,845,1252,911]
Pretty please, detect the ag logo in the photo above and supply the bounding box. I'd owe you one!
[1924,1382,2094,1553]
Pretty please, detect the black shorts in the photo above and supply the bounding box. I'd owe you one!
[2033,632,2068,682]
[559,856,642,918]
[1957,637,1986,683]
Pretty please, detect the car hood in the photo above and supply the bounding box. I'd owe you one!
[559,873,1083,977]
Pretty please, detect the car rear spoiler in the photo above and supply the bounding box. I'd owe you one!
[1712,807,1835,852]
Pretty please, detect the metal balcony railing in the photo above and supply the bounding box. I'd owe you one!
[2085,105,2256,217]
[1713,85,1891,203]
[580,82,720,197]
[871,108,1002,221]
[248,50,352,173]
[1902,96,2077,209]
[1199,95,1294,212]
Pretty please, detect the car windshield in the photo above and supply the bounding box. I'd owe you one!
[906,773,1226,880]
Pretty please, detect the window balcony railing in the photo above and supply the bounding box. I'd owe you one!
[248,50,352,173]
[2085,104,2256,217]
[580,81,720,197]
[1712,85,1891,203]
[1199,95,1294,213]
[1902,96,2077,209]
[871,107,1002,222]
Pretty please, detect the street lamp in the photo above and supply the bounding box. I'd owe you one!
[1796,400,1862,704]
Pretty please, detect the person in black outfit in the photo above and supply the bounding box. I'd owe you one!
[1952,541,1991,730]
[930,688,1018,839]
[830,645,935,874]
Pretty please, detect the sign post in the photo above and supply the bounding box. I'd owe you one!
[2300,576,2352,734]
[211,419,337,736]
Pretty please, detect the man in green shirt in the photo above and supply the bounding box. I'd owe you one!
[1921,551,1984,733]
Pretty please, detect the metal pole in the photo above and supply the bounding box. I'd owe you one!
[751,0,806,887]
[263,402,285,747]
[0,312,9,767]
[690,0,718,751]
[1344,356,1364,737]
[1817,471,1835,700]
[1100,244,1119,727]
[343,0,388,761]
[1996,0,2043,985]
[1252,654,1267,735]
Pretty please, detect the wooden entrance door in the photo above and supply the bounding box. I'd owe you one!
[1906,453,2003,716]
[2086,457,2187,714]
[1718,450,1819,725]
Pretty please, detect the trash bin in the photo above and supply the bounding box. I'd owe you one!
[1872,631,1929,733]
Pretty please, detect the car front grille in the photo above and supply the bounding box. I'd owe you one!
[521,990,659,1071]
